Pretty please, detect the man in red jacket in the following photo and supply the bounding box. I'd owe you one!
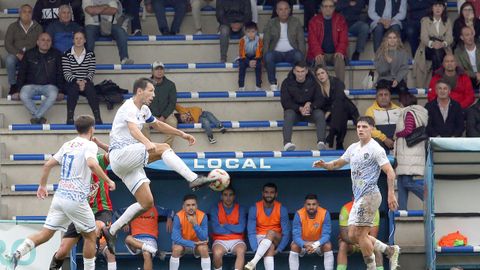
[307,0,348,82]
[428,54,475,110]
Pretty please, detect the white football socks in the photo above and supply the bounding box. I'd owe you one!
[366,254,377,270]
[201,257,211,270]
[374,240,388,253]
[16,238,35,257]
[83,257,95,270]
[263,256,274,270]
[169,257,180,270]
[107,262,117,270]
[162,149,198,182]
[250,239,272,265]
[110,202,143,235]
[324,250,334,270]
[288,251,299,270]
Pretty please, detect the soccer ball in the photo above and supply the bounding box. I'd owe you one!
[208,169,230,191]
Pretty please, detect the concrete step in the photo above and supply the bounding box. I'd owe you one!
[394,216,425,248]
[0,125,358,156]
[0,193,52,219]
[0,64,418,95]
[0,96,282,125]
[0,36,377,64]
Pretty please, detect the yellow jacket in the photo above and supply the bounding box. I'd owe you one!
[365,101,401,141]
[175,104,203,123]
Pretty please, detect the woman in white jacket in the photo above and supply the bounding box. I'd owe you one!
[394,101,429,210]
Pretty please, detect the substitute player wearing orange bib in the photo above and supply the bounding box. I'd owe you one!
[170,194,210,270]
[123,205,174,270]
[289,194,334,270]
[210,186,247,270]
[244,183,290,270]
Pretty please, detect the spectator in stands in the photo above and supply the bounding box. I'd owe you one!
[18,32,63,124]
[216,0,252,62]
[244,183,290,270]
[62,30,102,125]
[374,29,412,107]
[263,0,305,91]
[46,5,82,54]
[368,0,407,52]
[302,0,321,32]
[238,22,263,91]
[124,206,175,270]
[210,186,247,270]
[289,194,333,270]
[425,79,465,137]
[466,98,480,136]
[453,2,480,49]
[148,61,178,146]
[281,61,327,151]
[458,0,480,17]
[170,194,211,270]
[266,0,295,18]
[83,0,133,64]
[365,83,402,152]
[121,0,143,36]
[455,26,480,87]
[33,0,83,28]
[336,200,383,270]
[174,104,227,144]
[404,0,435,57]
[191,0,216,34]
[428,54,475,109]
[314,65,359,150]
[307,0,348,82]
[5,4,43,99]
[394,99,429,210]
[335,0,369,61]
[145,0,187,35]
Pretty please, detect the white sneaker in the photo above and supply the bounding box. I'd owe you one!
[195,30,203,35]
[284,142,296,151]
[270,84,278,91]
[317,141,326,150]
[244,261,256,270]
[238,87,245,91]
[389,245,401,270]
[121,58,134,65]
[255,86,262,91]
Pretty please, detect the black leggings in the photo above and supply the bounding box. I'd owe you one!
[66,81,100,115]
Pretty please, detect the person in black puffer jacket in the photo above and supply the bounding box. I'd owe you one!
[466,99,480,137]
[280,61,326,151]
[314,65,360,150]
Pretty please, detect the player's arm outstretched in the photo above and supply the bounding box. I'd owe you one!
[312,159,348,170]
[87,157,116,191]
[381,163,398,211]
[37,158,60,199]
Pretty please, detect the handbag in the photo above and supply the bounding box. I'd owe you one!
[99,14,115,36]
[362,70,375,89]
[405,111,428,147]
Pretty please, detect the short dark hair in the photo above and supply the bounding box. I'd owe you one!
[376,80,391,93]
[294,60,308,69]
[74,115,95,134]
[244,21,258,31]
[304,194,318,201]
[263,182,278,192]
[222,185,235,194]
[435,79,451,89]
[357,116,375,126]
[20,4,32,10]
[73,30,86,39]
[183,194,197,202]
[133,77,154,95]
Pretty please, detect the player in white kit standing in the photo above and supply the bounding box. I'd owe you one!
[5,115,116,270]
[313,116,401,270]
[103,77,216,254]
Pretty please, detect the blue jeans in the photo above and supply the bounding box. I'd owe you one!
[199,111,222,138]
[349,21,369,53]
[264,49,304,84]
[372,24,401,52]
[6,53,19,85]
[404,20,421,57]
[85,24,129,60]
[151,0,187,34]
[397,175,424,210]
[20,84,58,119]
[238,56,262,88]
